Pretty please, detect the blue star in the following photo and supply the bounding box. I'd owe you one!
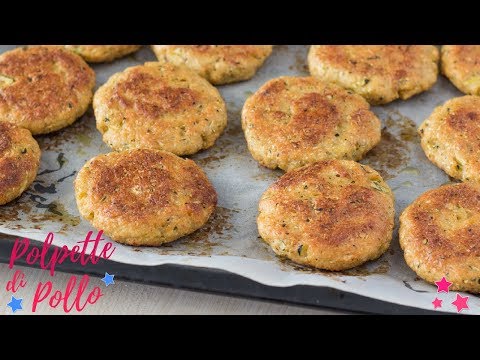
[7,296,23,313]
[101,272,115,287]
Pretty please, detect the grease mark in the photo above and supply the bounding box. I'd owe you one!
[400,167,420,176]
[76,133,92,146]
[362,131,408,180]
[33,183,56,194]
[193,106,246,169]
[153,207,239,256]
[37,153,67,176]
[385,111,419,143]
[278,257,390,281]
[343,260,390,277]
[253,168,283,182]
[189,206,238,243]
[36,108,94,151]
[403,280,429,293]
[362,111,417,180]
[0,198,80,232]
[40,202,80,227]
[392,181,414,191]
[292,50,309,74]
[0,148,80,232]
[57,171,77,183]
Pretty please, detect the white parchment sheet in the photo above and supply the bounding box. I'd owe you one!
[0,45,476,313]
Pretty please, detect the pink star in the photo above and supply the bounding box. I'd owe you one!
[451,293,469,313]
[435,277,452,293]
[432,297,443,309]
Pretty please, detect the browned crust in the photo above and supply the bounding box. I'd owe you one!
[258,160,394,270]
[242,76,381,171]
[0,122,41,205]
[441,45,480,95]
[151,45,273,84]
[65,45,142,63]
[94,62,227,155]
[419,95,480,182]
[0,46,95,134]
[308,45,439,104]
[400,183,480,293]
[109,69,199,118]
[74,149,217,246]
[165,45,271,64]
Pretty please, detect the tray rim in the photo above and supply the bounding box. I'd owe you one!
[0,234,439,314]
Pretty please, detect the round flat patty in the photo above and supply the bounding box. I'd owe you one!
[0,121,41,205]
[74,149,217,246]
[400,183,480,293]
[94,62,227,156]
[308,45,439,104]
[65,45,141,63]
[242,76,381,171]
[0,46,95,134]
[258,160,395,270]
[151,45,273,85]
[419,95,480,182]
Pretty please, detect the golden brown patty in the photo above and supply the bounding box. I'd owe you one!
[400,183,480,293]
[93,62,227,155]
[442,45,480,95]
[258,160,395,270]
[308,45,439,105]
[0,46,95,135]
[74,149,217,246]
[151,45,273,85]
[419,95,480,182]
[0,122,41,205]
[242,76,381,172]
[65,45,142,63]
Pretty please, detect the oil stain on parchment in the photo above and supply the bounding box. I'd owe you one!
[0,151,80,233]
[0,108,97,234]
[0,198,80,233]
[188,206,237,243]
[275,45,309,74]
[362,110,418,180]
[290,50,309,74]
[150,207,239,257]
[193,103,247,169]
[342,259,390,277]
[36,108,95,152]
[253,168,283,182]
[277,256,390,283]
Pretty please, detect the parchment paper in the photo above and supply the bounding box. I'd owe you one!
[0,45,475,313]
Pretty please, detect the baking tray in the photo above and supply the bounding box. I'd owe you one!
[0,45,474,314]
[0,234,435,314]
